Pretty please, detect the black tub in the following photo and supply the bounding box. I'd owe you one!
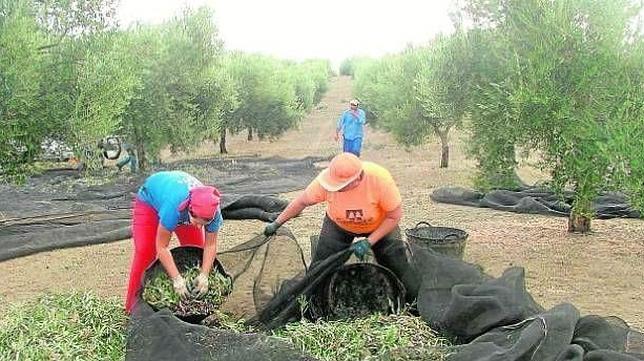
[318,263,405,319]
[141,245,232,324]
[405,221,468,260]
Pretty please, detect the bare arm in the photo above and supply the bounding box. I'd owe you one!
[367,205,402,245]
[335,115,343,141]
[275,192,315,225]
[201,231,218,275]
[156,225,180,279]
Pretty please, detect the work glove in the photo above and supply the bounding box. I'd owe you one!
[192,272,209,299]
[263,221,281,237]
[350,238,371,261]
[172,275,190,299]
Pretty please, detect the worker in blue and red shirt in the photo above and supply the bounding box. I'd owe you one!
[125,170,223,313]
[335,99,366,157]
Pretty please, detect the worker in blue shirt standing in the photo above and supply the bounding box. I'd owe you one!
[335,99,366,157]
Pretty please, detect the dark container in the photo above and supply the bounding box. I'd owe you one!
[405,221,468,260]
[322,263,405,319]
[142,245,232,324]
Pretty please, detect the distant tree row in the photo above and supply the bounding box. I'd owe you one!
[348,0,644,232]
[0,0,331,178]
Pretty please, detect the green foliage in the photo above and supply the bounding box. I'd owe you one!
[66,33,141,170]
[120,6,230,168]
[224,53,300,139]
[460,0,644,225]
[354,53,422,139]
[351,57,387,124]
[0,0,134,176]
[292,59,331,110]
[0,0,46,181]
[340,57,374,78]
[602,37,644,212]
[416,32,470,125]
[306,59,333,103]
[116,25,169,167]
[34,0,119,37]
[33,0,122,170]
[201,309,256,333]
[197,60,240,142]
[376,50,430,146]
[607,117,644,212]
[142,266,233,315]
[2,2,326,176]
[463,29,522,190]
[0,292,450,361]
[273,313,450,361]
[353,40,470,167]
[0,292,126,361]
[339,57,355,76]
[219,53,329,152]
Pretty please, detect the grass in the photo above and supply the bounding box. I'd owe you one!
[0,292,451,361]
[201,309,257,333]
[0,292,126,361]
[272,313,451,361]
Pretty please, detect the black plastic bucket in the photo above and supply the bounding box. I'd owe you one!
[142,246,232,324]
[322,263,405,319]
[405,221,468,260]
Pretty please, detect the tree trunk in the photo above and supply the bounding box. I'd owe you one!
[247,128,253,141]
[438,134,449,168]
[219,128,228,154]
[568,188,593,233]
[435,126,451,168]
[133,128,147,171]
[568,212,591,233]
[136,143,146,171]
[441,144,449,168]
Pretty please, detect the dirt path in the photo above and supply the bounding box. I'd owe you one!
[1,76,643,330]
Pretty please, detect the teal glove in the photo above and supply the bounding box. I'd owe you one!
[350,238,371,260]
[263,221,281,237]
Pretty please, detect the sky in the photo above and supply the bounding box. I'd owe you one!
[117,0,456,67]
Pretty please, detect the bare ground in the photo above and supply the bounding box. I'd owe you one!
[1,76,643,329]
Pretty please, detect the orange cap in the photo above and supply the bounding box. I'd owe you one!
[317,153,363,192]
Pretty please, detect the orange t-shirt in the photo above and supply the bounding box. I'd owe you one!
[304,162,402,234]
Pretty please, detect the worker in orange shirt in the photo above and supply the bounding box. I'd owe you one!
[263,152,417,300]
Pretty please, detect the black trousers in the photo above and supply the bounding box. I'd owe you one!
[312,215,419,302]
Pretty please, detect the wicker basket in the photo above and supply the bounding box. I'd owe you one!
[405,222,468,260]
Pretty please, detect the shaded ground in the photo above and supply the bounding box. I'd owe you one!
[0,156,324,261]
[1,76,643,330]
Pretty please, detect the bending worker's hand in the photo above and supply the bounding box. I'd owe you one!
[351,238,371,261]
[172,275,190,299]
[263,221,281,237]
[192,272,209,299]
